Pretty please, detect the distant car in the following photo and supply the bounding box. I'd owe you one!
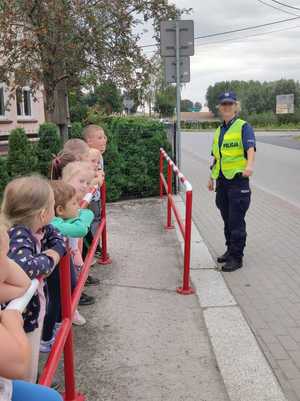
[159,118,170,124]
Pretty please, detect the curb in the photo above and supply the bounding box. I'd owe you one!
[173,194,287,401]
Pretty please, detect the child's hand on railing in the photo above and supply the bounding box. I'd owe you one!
[43,249,61,268]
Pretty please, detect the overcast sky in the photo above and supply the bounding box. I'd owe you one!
[140,0,300,105]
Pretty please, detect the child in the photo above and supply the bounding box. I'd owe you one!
[63,139,90,162]
[83,125,107,258]
[0,227,31,304]
[62,162,99,301]
[0,227,62,401]
[49,150,76,180]
[82,125,107,159]
[41,181,94,351]
[1,176,66,383]
[87,148,103,173]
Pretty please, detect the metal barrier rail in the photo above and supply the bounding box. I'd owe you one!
[6,182,112,401]
[159,148,194,295]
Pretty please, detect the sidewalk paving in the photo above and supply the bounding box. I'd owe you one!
[182,148,300,401]
[72,198,230,401]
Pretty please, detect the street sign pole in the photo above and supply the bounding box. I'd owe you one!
[175,11,181,173]
[160,16,194,179]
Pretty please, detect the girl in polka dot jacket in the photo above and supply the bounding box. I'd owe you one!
[1,176,66,384]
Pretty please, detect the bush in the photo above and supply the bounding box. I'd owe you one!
[36,123,61,176]
[7,128,38,178]
[112,117,171,198]
[5,117,172,202]
[69,122,83,139]
[0,156,10,196]
[103,130,124,202]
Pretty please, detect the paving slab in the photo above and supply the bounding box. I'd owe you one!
[181,241,216,269]
[205,307,287,401]
[191,270,236,307]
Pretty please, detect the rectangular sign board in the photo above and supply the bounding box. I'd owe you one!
[164,56,190,83]
[160,20,194,57]
[276,94,294,114]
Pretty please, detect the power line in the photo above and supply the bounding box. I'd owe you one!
[142,20,300,54]
[194,15,300,40]
[194,23,300,50]
[139,14,300,49]
[256,0,300,16]
[269,0,300,11]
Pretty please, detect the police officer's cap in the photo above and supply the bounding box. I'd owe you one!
[218,91,237,104]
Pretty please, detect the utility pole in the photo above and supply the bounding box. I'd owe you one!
[175,9,181,171]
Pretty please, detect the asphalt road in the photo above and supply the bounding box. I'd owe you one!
[181,131,300,208]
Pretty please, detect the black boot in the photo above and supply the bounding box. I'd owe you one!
[217,250,230,264]
[79,292,95,306]
[85,275,100,286]
[222,257,243,272]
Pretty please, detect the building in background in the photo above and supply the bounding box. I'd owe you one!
[0,83,45,138]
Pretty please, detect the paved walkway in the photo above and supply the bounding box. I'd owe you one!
[182,147,300,401]
[70,199,229,401]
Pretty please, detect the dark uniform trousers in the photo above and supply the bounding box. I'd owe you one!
[216,175,251,259]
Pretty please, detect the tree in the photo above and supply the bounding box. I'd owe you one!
[86,81,123,115]
[0,1,177,123]
[7,128,38,178]
[206,79,300,116]
[69,90,89,123]
[36,123,61,176]
[194,102,202,111]
[181,99,193,112]
[69,122,83,139]
[154,85,176,117]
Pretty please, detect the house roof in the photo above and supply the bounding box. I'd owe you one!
[180,111,219,122]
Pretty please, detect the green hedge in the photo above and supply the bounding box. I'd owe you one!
[36,123,62,176]
[100,117,171,200]
[7,128,38,178]
[1,117,171,202]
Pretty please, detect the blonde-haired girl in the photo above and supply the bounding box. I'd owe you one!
[62,161,95,202]
[63,139,90,161]
[62,161,100,305]
[1,175,66,383]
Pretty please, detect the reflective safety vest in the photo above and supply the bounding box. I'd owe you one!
[211,118,247,180]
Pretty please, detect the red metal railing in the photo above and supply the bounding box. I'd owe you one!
[159,148,194,295]
[37,181,112,400]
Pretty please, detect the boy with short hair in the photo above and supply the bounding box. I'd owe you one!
[82,125,107,259]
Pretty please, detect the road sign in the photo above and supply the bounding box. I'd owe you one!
[164,56,190,83]
[276,94,294,114]
[160,20,194,57]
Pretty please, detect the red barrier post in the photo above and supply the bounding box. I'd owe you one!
[60,253,84,401]
[98,181,112,265]
[159,150,164,198]
[177,189,195,295]
[165,160,174,230]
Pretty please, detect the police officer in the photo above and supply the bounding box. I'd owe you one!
[208,91,256,272]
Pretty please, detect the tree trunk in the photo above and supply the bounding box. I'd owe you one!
[43,78,70,143]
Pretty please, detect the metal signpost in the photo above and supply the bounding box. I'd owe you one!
[160,16,194,174]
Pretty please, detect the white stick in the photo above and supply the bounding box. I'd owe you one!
[6,279,40,313]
